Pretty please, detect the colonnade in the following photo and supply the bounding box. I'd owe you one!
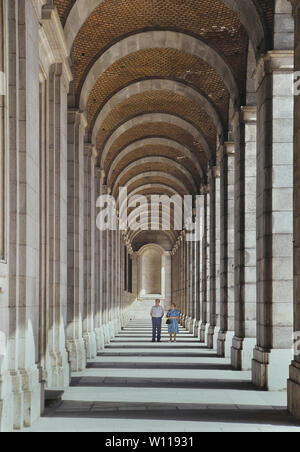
[0,1,133,431]
[171,50,296,398]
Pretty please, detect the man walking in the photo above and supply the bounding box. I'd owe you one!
[150,299,164,342]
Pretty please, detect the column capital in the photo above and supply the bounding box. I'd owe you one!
[253,50,294,88]
[288,0,300,16]
[224,141,235,156]
[102,184,111,195]
[231,106,257,130]
[241,106,257,123]
[200,184,210,195]
[40,4,73,92]
[68,109,88,130]
[84,143,93,158]
[208,165,220,181]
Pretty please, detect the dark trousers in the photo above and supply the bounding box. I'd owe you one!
[152,317,162,341]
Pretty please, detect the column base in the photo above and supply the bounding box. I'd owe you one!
[180,315,186,327]
[200,322,208,343]
[45,349,70,389]
[108,321,116,339]
[20,366,41,428]
[194,320,200,339]
[231,337,256,371]
[83,332,97,360]
[67,338,87,372]
[11,366,41,430]
[288,361,300,420]
[252,346,293,390]
[217,331,235,358]
[185,317,192,332]
[113,318,120,334]
[95,327,105,352]
[189,319,196,335]
[103,324,111,345]
[0,359,14,432]
[207,325,220,350]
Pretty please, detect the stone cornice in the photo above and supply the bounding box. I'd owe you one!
[208,166,220,181]
[231,105,257,130]
[39,4,73,92]
[254,51,294,90]
[224,141,235,156]
[200,184,210,195]
[121,231,134,255]
[68,109,88,130]
[241,106,257,123]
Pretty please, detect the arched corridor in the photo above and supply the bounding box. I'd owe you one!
[1,0,300,433]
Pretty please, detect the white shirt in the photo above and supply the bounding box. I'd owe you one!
[151,305,164,318]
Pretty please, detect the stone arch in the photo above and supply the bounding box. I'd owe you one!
[132,229,177,244]
[111,156,197,195]
[120,184,180,206]
[64,0,267,58]
[119,189,183,224]
[131,230,174,252]
[102,113,210,168]
[107,137,203,186]
[79,31,240,110]
[119,184,183,217]
[122,171,190,197]
[91,79,224,144]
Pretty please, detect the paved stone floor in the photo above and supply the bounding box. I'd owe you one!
[25,321,300,432]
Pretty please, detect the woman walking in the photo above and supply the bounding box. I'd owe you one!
[167,304,180,343]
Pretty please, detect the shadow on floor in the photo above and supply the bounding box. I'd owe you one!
[98,352,219,358]
[70,376,255,391]
[106,345,209,349]
[42,400,300,427]
[86,362,233,371]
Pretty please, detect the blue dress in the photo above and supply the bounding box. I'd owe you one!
[167,309,180,334]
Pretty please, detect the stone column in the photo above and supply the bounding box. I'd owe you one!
[189,239,196,334]
[41,64,70,389]
[116,228,121,331]
[180,237,185,324]
[253,51,294,390]
[200,187,210,343]
[3,0,43,430]
[179,237,184,325]
[218,143,236,357]
[289,0,300,419]
[108,229,115,338]
[208,167,221,349]
[66,110,87,372]
[231,107,257,370]
[94,168,105,351]
[194,238,201,338]
[186,240,192,330]
[101,185,110,344]
[184,235,189,326]
[164,252,172,308]
[195,194,204,339]
[82,144,97,359]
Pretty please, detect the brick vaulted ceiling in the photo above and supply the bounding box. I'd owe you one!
[53,0,275,245]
